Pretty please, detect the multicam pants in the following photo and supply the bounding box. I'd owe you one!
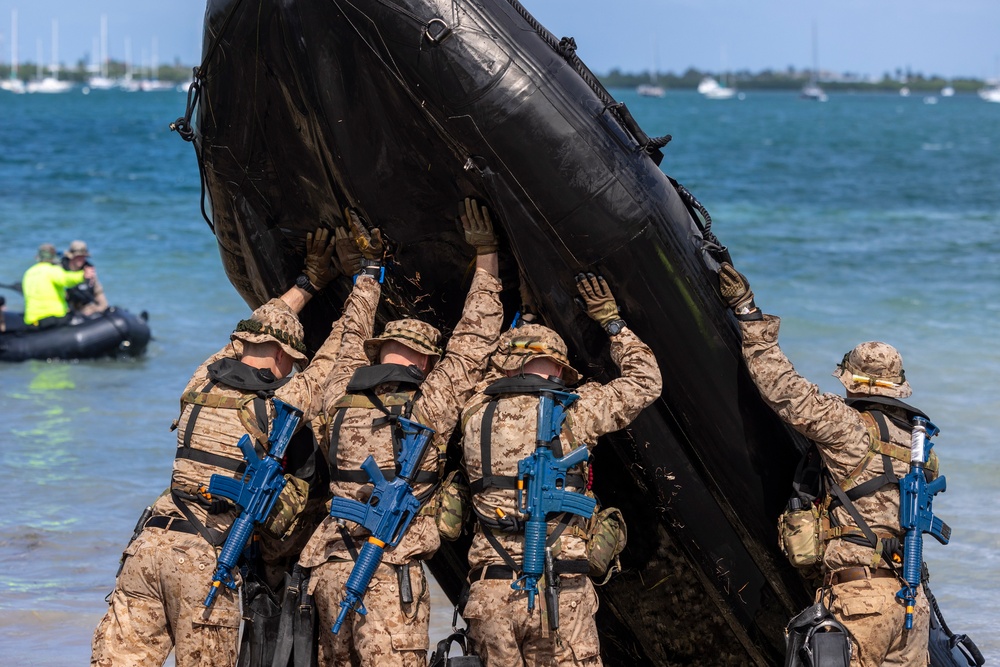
[825,577,930,667]
[463,573,602,667]
[310,559,430,667]
[90,527,241,667]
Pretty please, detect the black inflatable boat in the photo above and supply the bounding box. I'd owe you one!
[0,308,151,362]
[188,0,816,664]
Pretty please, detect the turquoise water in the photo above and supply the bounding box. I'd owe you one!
[0,89,997,664]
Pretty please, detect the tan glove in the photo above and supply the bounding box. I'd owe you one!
[303,227,336,291]
[333,226,364,274]
[717,263,758,316]
[575,273,620,326]
[345,207,385,261]
[459,197,498,255]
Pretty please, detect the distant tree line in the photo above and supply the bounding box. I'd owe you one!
[603,66,987,93]
[1,60,988,93]
[0,59,195,83]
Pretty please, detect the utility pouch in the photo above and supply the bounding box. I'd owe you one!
[434,470,471,541]
[428,629,483,667]
[262,475,310,540]
[778,500,824,569]
[586,506,627,584]
[784,593,852,667]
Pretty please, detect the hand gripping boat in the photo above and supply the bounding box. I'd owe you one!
[189,0,815,662]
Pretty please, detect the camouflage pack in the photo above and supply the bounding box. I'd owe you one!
[262,474,310,540]
[586,506,627,584]
[433,470,471,541]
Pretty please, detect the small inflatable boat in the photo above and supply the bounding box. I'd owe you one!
[0,308,151,362]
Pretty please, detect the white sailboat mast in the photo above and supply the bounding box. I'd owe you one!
[101,14,108,78]
[10,9,17,79]
[50,19,59,78]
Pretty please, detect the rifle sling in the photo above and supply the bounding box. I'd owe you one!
[170,490,227,547]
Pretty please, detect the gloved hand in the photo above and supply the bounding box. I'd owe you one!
[575,273,620,326]
[345,208,385,261]
[459,197,498,255]
[717,263,759,318]
[334,227,364,273]
[303,227,336,291]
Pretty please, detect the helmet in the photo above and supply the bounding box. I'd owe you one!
[833,341,912,399]
[491,323,579,385]
[231,299,309,364]
[364,318,443,364]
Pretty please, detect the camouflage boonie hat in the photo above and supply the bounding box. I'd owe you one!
[833,341,912,399]
[36,243,58,263]
[66,240,90,258]
[231,298,309,364]
[364,318,443,364]
[491,323,579,385]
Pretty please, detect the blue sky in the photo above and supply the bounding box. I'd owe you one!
[0,0,997,79]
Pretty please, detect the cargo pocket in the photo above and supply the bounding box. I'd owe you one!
[388,629,430,652]
[562,577,601,662]
[838,594,885,619]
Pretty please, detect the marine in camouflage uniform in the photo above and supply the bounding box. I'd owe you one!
[62,240,110,316]
[460,274,662,667]
[91,229,349,667]
[297,200,503,667]
[719,262,936,667]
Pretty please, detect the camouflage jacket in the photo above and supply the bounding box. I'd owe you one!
[299,269,503,567]
[151,297,347,536]
[741,315,941,571]
[462,326,661,570]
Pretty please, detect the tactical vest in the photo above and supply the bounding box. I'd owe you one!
[327,363,440,498]
[465,375,588,530]
[168,358,292,545]
[779,398,940,570]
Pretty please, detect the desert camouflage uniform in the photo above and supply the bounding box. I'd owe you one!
[741,315,931,667]
[298,268,503,667]
[461,325,661,667]
[91,296,351,667]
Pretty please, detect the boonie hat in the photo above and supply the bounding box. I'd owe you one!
[833,341,912,399]
[231,299,309,364]
[491,323,579,385]
[364,318,443,364]
[66,240,90,258]
[36,243,58,263]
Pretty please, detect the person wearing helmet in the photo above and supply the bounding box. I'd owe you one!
[61,240,109,316]
[717,262,939,667]
[91,227,359,667]
[459,273,662,667]
[297,199,504,667]
[21,243,95,327]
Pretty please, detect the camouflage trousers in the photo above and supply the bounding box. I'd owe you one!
[309,558,430,667]
[90,527,241,667]
[824,577,929,667]
[463,573,601,667]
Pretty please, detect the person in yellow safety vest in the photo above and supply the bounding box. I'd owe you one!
[22,243,96,327]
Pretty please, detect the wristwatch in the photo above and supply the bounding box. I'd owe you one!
[295,274,318,295]
[604,319,626,336]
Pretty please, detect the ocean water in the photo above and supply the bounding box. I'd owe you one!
[0,88,997,665]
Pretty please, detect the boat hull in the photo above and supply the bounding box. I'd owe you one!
[0,308,151,362]
[195,1,813,663]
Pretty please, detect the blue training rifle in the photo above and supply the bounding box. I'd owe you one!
[203,398,303,607]
[897,415,950,629]
[513,389,596,623]
[327,416,436,633]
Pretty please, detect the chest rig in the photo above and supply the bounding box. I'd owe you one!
[327,363,439,496]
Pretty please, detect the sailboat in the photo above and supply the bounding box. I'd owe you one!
[800,22,827,101]
[140,37,175,91]
[26,20,73,93]
[88,15,116,90]
[636,40,665,97]
[0,10,25,93]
